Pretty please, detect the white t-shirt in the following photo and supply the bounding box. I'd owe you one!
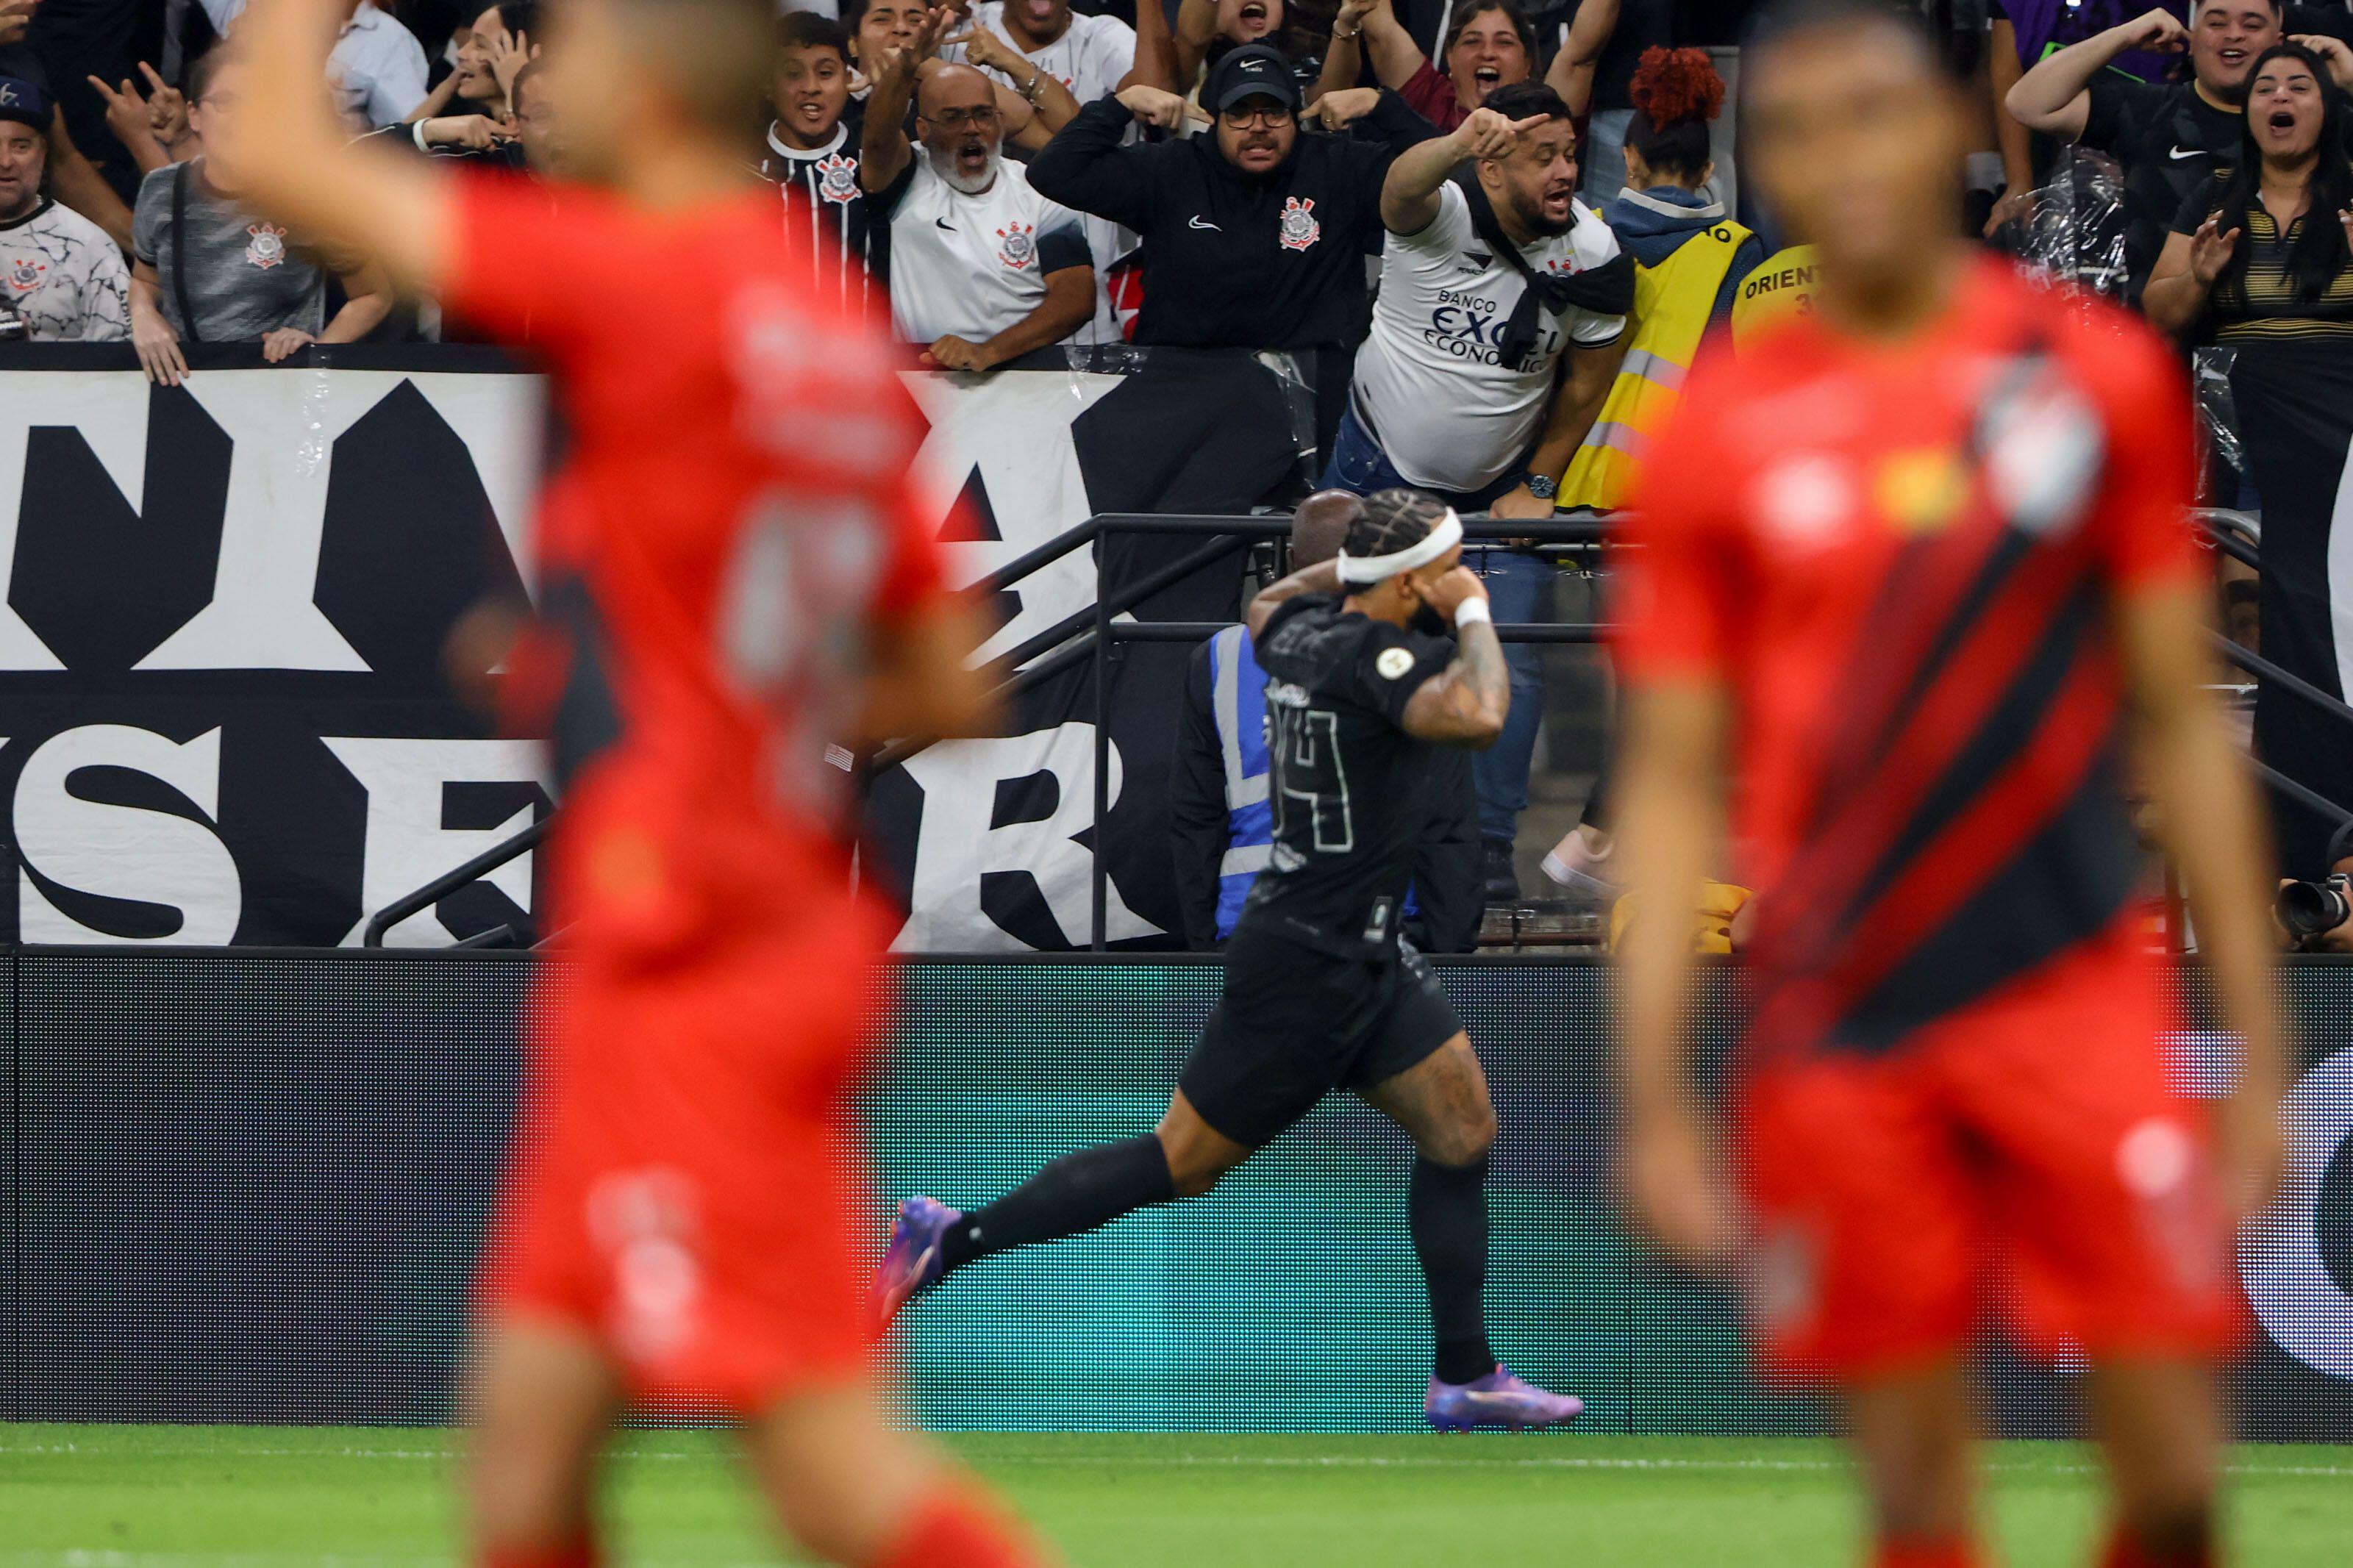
[876,148,1092,348]
[1352,182,1626,494]
[943,6,1136,101]
[942,6,1138,344]
[0,198,128,341]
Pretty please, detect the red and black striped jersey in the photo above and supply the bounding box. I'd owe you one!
[1615,258,2199,1058]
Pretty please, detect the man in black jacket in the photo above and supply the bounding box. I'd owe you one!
[1168,490,1484,953]
[1026,42,1436,440]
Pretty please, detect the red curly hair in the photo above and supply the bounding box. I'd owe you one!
[1629,46,1725,129]
[1626,46,1724,185]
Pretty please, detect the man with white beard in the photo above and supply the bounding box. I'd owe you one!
[861,55,1095,371]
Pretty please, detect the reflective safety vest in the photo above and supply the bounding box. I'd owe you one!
[1208,623,1273,941]
[1730,243,1821,351]
[1560,218,1752,512]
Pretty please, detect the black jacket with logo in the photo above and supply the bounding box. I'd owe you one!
[1028,90,1438,350]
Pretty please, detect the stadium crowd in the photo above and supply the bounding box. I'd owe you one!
[1,0,2348,939]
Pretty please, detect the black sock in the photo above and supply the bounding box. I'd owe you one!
[1411,1151,1498,1385]
[938,1133,1176,1273]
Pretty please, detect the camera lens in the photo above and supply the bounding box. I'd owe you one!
[2277,879,2351,939]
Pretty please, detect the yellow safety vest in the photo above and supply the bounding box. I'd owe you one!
[1729,243,1821,351]
[1560,219,1751,512]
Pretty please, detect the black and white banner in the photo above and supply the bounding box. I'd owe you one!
[0,344,1303,951]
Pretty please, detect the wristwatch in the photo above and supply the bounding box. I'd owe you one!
[1521,472,1558,502]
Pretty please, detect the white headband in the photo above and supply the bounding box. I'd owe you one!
[1335,509,1463,585]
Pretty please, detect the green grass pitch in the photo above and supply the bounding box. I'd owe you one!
[4,1425,2349,1565]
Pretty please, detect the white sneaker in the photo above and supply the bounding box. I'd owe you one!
[1540,827,1618,898]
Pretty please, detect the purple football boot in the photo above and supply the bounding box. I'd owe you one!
[871,1195,961,1326]
[1424,1366,1585,1433]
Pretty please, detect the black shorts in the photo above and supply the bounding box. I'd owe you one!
[1178,928,1465,1148]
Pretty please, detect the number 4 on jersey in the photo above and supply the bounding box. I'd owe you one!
[1268,698,1354,856]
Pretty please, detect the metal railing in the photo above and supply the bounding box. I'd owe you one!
[2195,510,2353,873]
[1073,515,1607,950]
[357,505,2353,955]
[354,510,1609,950]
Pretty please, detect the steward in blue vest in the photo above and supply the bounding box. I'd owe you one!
[1169,495,1485,951]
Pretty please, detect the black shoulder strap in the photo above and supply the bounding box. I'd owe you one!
[1451,170,1541,290]
[170,162,203,346]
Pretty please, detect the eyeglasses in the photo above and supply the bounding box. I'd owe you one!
[1219,104,1289,128]
[924,105,999,130]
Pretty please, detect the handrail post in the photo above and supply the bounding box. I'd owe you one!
[1090,533,1111,951]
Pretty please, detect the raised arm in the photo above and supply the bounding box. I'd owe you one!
[2007,7,2183,140]
[1544,0,1619,118]
[1128,0,1182,93]
[226,0,455,296]
[45,108,135,252]
[1311,0,1378,104]
[1983,18,2036,235]
[860,44,921,193]
[1381,105,1533,233]
[2143,216,2238,337]
[1356,0,1433,93]
[1029,90,1202,230]
[951,19,1085,144]
[1396,566,1510,745]
[1245,556,1342,640]
[1172,0,1221,89]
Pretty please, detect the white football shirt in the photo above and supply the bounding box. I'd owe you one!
[876,148,1093,348]
[0,198,128,341]
[1351,182,1626,494]
[942,7,1138,344]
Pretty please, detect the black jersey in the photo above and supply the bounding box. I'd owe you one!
[1238,594,1456,959]
[752,104,890,323]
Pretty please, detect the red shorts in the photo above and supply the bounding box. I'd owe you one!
[1735,924,2242,1381]
[481,896,892,1411]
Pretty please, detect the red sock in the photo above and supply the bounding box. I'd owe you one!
[480,1537,598,1568]
[871,1489,1047,1568]
[2100,1521,2215,1568]
[1873,1539,1982,1568]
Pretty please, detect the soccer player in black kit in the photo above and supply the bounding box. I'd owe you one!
[876,489,1584,1431]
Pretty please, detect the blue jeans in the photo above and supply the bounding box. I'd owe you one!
[1320,403,1529,512]
[1320,403,1552,843]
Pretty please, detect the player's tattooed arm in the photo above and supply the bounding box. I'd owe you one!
[1243,558,1344,641]
[1398,566,1507,747]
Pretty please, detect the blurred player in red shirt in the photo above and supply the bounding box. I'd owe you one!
[226,2,1051,1566]
[1612,3,2289,1567]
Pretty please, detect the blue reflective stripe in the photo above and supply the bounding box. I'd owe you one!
[1210,627,1274,941]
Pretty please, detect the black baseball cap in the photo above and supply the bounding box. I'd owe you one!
[0,77,49,134]
[1203,45,1301,116]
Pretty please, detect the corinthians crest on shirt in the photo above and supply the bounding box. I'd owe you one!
[1278,196,1320,251]
[244,223,289,269]
[6,255,43,293]
[995,221,1037,270]
[814,151,859,205]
